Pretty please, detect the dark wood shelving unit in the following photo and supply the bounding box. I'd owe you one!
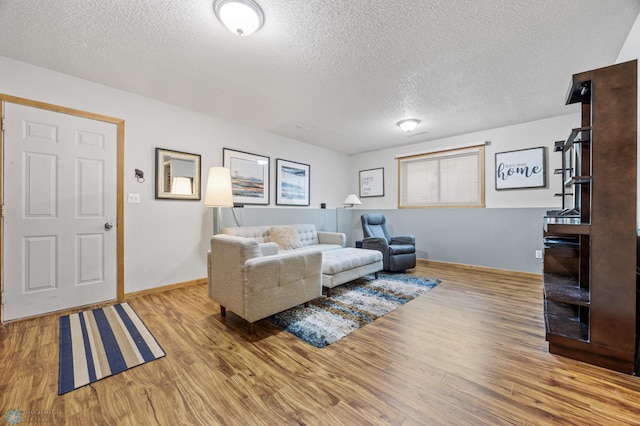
[543,273,590,305]
[545,304,589,341]
[543,60,638,374]
[544,247,578,258]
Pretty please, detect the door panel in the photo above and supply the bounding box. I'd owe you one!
[24,236,57,292]
[3,102,117,321]
[77,233,104,284]
[25,152,57,217]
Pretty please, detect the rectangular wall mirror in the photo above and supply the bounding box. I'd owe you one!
[155,148,201,200]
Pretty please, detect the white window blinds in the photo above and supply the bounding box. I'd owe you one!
[398,146,485,208]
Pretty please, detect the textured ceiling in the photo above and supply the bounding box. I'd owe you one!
[0,1,638,155]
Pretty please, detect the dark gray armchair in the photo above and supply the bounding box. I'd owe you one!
[360,214,416,272]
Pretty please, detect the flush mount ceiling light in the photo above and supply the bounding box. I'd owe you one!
[397,119,421,133]
[214,0,264,36]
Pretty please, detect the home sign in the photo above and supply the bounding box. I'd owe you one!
[495,147,546,190]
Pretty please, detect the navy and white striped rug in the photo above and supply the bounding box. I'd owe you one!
[58,302,165,394]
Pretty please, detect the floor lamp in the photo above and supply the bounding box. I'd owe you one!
[336,193,362,232]
[204,167,233,235]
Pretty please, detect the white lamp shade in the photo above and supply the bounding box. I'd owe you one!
[343,194,362,206]
[171,177,193,195]
[215,0,264,36]
[204,167,234,207]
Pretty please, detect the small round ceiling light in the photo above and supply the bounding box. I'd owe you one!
[397,119,421,132]
[214,0,264,36]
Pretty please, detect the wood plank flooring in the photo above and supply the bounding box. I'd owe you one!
[2,262,640,425]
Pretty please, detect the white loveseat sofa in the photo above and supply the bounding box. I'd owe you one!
[207,224,383,332]
[208,233,324,333]
[221,223,346,254]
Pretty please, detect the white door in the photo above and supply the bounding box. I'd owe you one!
[2,102,118,321]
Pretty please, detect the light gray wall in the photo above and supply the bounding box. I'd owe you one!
[217,206,547,274]
[219,207,338,232]
[346,208,546,274]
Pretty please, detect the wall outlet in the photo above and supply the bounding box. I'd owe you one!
[128,193,141,204]
[535,250,543,259]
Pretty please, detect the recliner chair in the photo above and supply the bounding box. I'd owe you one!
[361,214,416,272]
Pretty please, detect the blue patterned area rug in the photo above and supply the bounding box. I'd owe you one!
[268,273,439,348]
[58,302,165,394]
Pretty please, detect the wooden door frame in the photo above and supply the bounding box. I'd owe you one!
[0,94,125,322]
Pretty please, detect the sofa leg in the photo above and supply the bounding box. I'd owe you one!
[304,302,310,307]
[248,322,255,334]
[326,287,332,297]
[375,271,379,279]
[220,306,226,317]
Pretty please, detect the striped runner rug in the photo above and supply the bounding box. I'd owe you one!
[58,302,165,395]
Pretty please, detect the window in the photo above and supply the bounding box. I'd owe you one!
[398,145,485,208]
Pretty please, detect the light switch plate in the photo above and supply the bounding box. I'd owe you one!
[128,193,141,204]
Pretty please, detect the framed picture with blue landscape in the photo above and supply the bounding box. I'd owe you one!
[223,148,270,205]
[276,159,310,206]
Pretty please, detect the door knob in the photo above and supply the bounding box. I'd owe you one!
[104,222,114,231]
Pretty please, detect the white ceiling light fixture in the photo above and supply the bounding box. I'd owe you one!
[397,119,421,133]
[214,0,265,36]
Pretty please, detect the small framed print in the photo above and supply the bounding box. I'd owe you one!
[223,148,270,205]
[276,159,310,206]
[359,167,384,197]
[495,147,546,190]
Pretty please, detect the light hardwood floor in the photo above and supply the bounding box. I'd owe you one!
[2,262,640,425]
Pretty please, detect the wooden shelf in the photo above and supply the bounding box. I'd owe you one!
[545,312,589,342]
[544,247,578,258]
[545,300,589,341]
[544,223,591,235]
[543,273,590,306]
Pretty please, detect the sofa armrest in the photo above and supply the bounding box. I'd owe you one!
[259,242,279,256]
[362,236,389,250]
[390,236,415,245]
[318,231,346,247]
[242,251,323,322]
[207,250,213,298]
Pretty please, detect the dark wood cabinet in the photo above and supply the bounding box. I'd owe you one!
[543,60,638,374]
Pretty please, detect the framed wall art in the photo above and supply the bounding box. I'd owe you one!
[359,167,384,197]
[223,148,270,205]
[155,148,201,200]
[495,146,546,190]
[276,159,310,206]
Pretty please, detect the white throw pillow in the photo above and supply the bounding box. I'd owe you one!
[269,227,303,250]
